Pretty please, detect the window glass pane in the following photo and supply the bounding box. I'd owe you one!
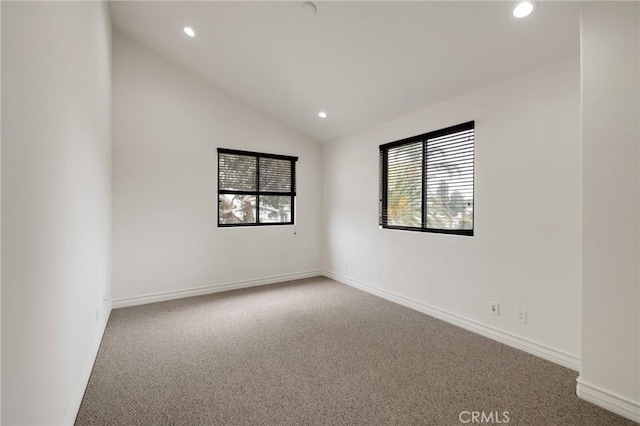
[217,149,297,227]
[425,129,474,230]
[259,195,292,223]
[259,158,292,193]
[219,153,257,191]
[219,194,256,224]
[386,142,423,227]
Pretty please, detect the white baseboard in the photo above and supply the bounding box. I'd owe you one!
[64,306,112,426]
[322,270,580,371]
[577,378,640,423]
[112,270,323,309]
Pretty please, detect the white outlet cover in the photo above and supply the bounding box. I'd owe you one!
[517,309,527,323]
[489,301,499,315]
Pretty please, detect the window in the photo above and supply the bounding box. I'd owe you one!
[218,148,298,226]
[379,121,474,236]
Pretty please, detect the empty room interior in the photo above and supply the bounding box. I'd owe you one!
[1,1,640,425]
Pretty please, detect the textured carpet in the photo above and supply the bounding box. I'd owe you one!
[76,277,634,425]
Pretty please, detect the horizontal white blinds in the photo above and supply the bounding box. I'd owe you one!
[384,141,423,227]
[379,121,474,235]
[425,127,474,231]
[259,157,292,193]
[217,148,298,227]
[219,153,257,191]
[218,149,297,195]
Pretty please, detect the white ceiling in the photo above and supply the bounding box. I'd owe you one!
[109,1,585,143]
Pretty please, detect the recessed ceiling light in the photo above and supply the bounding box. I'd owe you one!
[183,27,195,37]
[318,111,327,119]
[512,1,535,19]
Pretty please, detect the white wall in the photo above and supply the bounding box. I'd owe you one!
[112,32,322,304]
[1,1,3,421]
[0,1,3,420]
[579,2,640,421]
[1,2,112,425]
[323,57,581,368]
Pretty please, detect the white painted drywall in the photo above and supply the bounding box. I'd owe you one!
[0,1,3,421]
[1,2,112,425]
[579,1,640,419]
[111,32,322,302]
[0,1,3,422]
[323,57,581,363]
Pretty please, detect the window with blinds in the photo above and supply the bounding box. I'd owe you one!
[379,121,474,236]
[217,148,298,226]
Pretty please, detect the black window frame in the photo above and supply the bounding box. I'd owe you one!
[217,148,298,227]
[379,121,475,237]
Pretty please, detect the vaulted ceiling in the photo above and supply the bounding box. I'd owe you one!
[109,1,585,143]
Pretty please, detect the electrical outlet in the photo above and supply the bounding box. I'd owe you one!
[517,308,527,323]
[240,264,245,274]
[489,301,500,315]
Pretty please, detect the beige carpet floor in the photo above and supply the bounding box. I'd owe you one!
[76,277,634,425]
